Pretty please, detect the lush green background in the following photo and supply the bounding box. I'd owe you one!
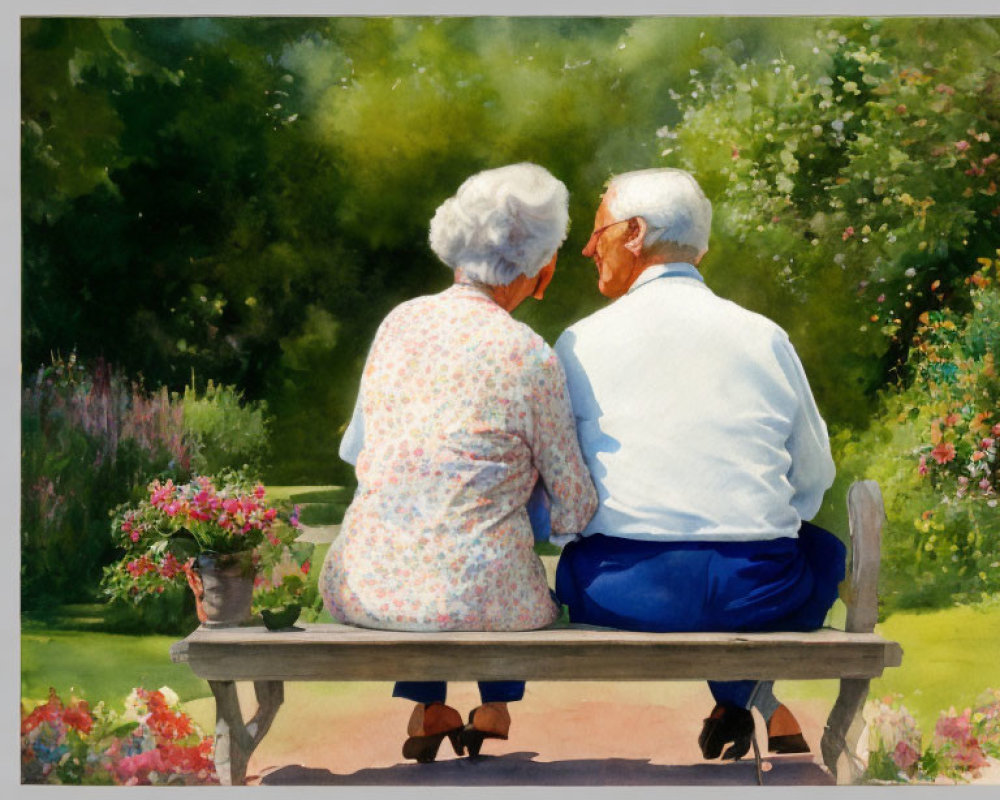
[20,18,1000,622]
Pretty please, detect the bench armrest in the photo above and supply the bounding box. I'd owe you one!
[844,480,885,634]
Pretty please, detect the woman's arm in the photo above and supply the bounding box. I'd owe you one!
[525,346,598,536]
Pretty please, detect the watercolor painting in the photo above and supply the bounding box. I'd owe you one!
[18,13,1000,789]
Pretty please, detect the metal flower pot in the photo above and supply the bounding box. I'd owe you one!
[190,553,255,628]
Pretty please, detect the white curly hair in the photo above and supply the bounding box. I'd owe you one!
[606,168,712,256]
[429,163,570,287]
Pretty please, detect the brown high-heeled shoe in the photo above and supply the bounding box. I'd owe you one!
[766,703,810,753]
[461,702,511,758]
[402,702,465,763]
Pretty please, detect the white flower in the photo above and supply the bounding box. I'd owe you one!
[122,688,144,723]
[158,686,180,707]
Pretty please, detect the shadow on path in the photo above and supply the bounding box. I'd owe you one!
[256,751,834,786]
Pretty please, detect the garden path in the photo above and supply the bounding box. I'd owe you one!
[186,680,837,786]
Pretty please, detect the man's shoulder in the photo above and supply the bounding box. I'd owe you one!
[714,294,789,341]
[556,298,626,351]
[557,287,788,345]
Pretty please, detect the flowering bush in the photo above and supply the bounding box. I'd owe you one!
[664,20,1000,426]
[102,470,305,608]
[835,258,999,608]
[861,691,1000,783]
[21,686,216,785]
[251,543,320,618]
[21,353,191,612]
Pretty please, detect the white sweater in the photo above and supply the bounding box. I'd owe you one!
[554,262,835,542]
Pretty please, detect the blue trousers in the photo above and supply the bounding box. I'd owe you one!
[555,522,846,708]
[393,681,525,704]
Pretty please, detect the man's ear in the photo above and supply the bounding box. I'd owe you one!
[624,217,647,257]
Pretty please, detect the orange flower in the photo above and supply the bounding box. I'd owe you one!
[930,441,957,464]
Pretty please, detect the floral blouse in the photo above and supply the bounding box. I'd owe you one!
[320,283,598,631]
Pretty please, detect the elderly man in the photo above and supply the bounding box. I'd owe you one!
[552,168,845,760]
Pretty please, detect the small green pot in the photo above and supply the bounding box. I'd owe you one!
[261,603,301,631]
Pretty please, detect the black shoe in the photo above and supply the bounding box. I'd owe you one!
[698,702,755,761]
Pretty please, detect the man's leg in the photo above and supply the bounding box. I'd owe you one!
[477,682,525,703]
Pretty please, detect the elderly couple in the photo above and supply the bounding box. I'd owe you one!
[319,164,845,764]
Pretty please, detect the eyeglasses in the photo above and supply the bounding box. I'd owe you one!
[584,218,631,252]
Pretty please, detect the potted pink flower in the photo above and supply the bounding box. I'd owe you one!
[104,469,303,627]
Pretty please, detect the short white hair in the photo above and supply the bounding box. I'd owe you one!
[429,163,570,286]
[606,168,712,255]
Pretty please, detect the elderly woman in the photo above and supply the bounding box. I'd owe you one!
[319,163,598,763]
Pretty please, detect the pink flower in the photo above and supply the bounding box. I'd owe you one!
[993,423,1000,436]
[892,740,920,769]
[954,140,970,152]
[936,708,971,741]
[982,438,995,449]
[877,294,886,303]
[918,455,929,476]
[842,226,855,240]
[981,478,995,495]
[254,484,266,499]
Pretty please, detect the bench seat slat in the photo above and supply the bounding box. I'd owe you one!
[170,623,902,683]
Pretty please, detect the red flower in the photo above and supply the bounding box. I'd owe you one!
[62,700,93,734]
[21,689,64,735]
[301,559,311,575]
[930,441,956,464]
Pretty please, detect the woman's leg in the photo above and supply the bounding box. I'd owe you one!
[393,682,447,704]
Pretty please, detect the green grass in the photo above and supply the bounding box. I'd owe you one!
[265,485,340,501]
[20,625,209,708]
[777,601,1000,735]
[867,601,1000,730]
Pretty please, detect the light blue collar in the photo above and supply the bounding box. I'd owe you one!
[627,262,705,295]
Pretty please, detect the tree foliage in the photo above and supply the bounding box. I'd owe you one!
[20,17,1000,616]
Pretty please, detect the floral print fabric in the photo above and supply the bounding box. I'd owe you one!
[320,283,597,631]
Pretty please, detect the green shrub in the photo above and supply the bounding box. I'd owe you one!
[180,377,270,476]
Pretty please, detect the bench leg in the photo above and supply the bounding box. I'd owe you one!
[209,680,284,786]
[820,677,869,784]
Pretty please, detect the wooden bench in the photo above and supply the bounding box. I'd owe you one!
[170,480,902,786]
